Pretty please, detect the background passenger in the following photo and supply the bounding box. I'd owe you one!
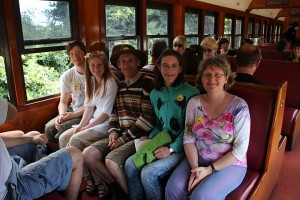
[241,38,254,45]
[235,43,266,85]
[82,44,155,200]
[143,40,168,71]
[286,43,300,62]
[182,45,203,75]
[217,38,229,55]
[173,35,187,55]
[0,97,83,200]
[200,37,218,59]
[45,40,87,144]
[282,22,299,45]
[277,39,291,52]
[165,56,250,200]
[125,50,199,200]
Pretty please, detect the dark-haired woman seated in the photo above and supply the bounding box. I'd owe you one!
[125,49,199,200]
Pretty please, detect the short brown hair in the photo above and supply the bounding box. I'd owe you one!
[196,55,236,91]
[66,40,87,55]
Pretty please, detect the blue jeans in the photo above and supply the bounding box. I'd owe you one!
[125,153,184,200]
[165,158,247,200]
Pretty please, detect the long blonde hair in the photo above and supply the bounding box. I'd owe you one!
[84,51,114,101]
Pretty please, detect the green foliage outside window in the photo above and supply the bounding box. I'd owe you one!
[22,51,70,101]
[20,1,71,41]
[185,13,199,35]
[147,9,168,35]
[106,5,136,37]
[0,56,9,101]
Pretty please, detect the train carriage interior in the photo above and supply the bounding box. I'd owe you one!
[0,0,300,199]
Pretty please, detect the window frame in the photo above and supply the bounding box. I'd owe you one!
[223,14,234,49]
[184,7,202,46]
[248,18,254,39]
[146,1,171,61]
[234,17,243,49]
[0,0,16,104]
[11,0,78,103]
[105,0,141,58]
[13,0,78,54]
[204,11,218,39]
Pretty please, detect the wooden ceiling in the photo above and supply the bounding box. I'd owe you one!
[197,0,300,20]
[248,0,300,20]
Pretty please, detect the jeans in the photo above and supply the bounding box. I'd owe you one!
[165,158,247,200]
[125,153,183,200]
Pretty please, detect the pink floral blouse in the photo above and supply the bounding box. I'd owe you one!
[184,95,250,168]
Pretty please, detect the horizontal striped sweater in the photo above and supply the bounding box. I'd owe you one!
[108,73,155,144]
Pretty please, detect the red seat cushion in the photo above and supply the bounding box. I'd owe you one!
[37,191,65,200]
[226,169,260,200]
[282,107,299,136]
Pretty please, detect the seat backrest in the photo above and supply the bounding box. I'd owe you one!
[259,48,290,60]
[226,56,237,72]
[228,83,278,171]
[254,59,300,109]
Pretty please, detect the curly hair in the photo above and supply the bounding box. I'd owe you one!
[195,55,236,92]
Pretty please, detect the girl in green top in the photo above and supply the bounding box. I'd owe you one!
[125,49,199,200]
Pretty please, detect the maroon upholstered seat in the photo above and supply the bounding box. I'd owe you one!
[225,82,286,199]
[254,59,300,150]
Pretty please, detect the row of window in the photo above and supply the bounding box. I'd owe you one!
[0,0,283,104]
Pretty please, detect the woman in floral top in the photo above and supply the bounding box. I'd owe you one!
[166,55,250,200]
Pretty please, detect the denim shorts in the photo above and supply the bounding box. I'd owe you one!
[17,148,73,199]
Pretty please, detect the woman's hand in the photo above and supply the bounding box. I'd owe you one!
[188,166,212,193]
[73,126,85,134]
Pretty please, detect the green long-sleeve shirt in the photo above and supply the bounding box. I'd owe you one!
[149,82,199,153]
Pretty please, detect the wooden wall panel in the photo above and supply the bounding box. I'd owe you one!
[0,99,59,133]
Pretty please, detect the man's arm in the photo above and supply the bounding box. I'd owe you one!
[58,92,70,115]
[1,131,48,148]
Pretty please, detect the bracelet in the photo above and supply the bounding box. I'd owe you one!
[210,162,218,173]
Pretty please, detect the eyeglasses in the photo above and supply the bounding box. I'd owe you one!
[174,44,183,48]
[203,48,213,53]
[202,73,225,79]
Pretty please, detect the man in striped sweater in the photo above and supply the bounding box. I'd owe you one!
[83,44,155,199]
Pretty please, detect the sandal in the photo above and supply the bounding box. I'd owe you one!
[83,174,98,196]
[95,180,113,200]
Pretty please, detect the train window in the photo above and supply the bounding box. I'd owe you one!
[224,16,233,47]
[255,20,260,36]
[185,8,202,46]
[0,0,14,102]
[248,19,254,38]
[105,0,140,58]
[146,2,170,62]
[14,0,77,101]
[235,19,243,49]
[275,24,282,42]
[204,12,217,38]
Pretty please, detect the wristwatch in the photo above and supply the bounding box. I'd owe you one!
[168,146,174,154]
